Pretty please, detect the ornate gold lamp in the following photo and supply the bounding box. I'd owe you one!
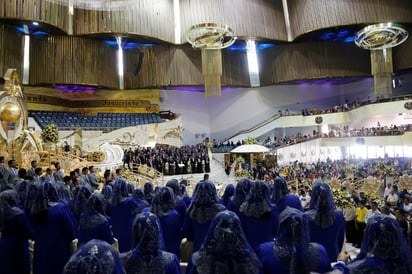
[187,23,236,97]
[355,23,409,95]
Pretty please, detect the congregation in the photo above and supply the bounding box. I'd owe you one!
[122,145,210,175]
[0,152,411,273]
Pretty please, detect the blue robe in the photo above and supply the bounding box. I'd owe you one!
[238,208,278,251]
[122,250,182,274]
[78,213,114,247]
[306,209,345,262]
[107,196,138,252]
[0,213,34,274]
[257,241,331,274]
[32,203,76,274]
[159,209,183,258]
[271,194,303,214]
[182,215,213,254]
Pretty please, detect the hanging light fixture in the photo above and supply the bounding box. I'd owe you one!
[355,23,409,95]
[187,23,236,97]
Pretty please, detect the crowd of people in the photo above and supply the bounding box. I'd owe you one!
[235,157,411,184]
[212,123,411,153]
[0,151,411,274]
[123,145,210,176]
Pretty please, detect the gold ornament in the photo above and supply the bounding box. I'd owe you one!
[0,102,21,122]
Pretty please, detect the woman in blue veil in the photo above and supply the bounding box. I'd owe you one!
[346,215,412,274]
[257,206,331,274]
[121,212,181,274]
[64,239,125,274]
[191,210,262,274]
[0,189,34,274]
[304,182,345,262]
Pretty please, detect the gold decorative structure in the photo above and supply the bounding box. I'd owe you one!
[187,23,236,97]
[355,23,409,95]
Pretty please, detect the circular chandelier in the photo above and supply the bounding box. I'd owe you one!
[187,23,236,49]
[355,23,408,50]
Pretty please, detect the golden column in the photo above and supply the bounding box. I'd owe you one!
[355,23,408,96]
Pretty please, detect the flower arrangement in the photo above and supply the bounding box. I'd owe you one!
[41,124,59,144]
[377,166,400,178]
[364,191,384,207]
[243,136,257,144]
[235,169,250,178]
[206,141,214,148]
[236,156,245,164]
[331,188,354,209]
[344,164,357,175]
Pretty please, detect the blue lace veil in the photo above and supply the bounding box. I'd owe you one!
[272,176,289,202]
[79,193,108,229]
[31,182,63,223]
[133,188,145,201]
[166,179,182,200]
[150,187,177,217]
[143,182,155,203]
[101,185,113,200]
[72,185,93,217]
[187,181,225,224]
[32,182,61,213]
[16,180,29,205]
[24,183,38,213]
[43,181,61,203]
[232,178,252,208]
[132,212,164,255]
[306,182,337,228]
[110,178,129,207]
[63,239,125,274]
[221,184,235,206]
[239,181,273,218]
[0,190,23,229]
[274,206,310,274]
[352,215,412,273]
[179,184,187,196]
[192,210,262,274]
[126,183,135,195]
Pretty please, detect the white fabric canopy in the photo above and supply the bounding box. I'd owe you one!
[230,144,269,153]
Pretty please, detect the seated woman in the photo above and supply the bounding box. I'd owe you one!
[238,181,279,251]
[121,212,181,274]
[257,206,332,274]
[304,182,345,262]
[63,239,125,274]
[0,190,34,274]
[78,193,115,247]
[190,210,262,274]
[344,215,412,273]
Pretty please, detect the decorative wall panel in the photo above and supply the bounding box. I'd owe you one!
[393,27,412,71]
[180,0,287,42]
[0,24,23,77]
[74,0,175,43]
[29,35,118,88]
[259,42,371,85]
[0,0,69,32]
[287,0,412,40]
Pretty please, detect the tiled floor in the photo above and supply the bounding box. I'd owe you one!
[343,242,360,261]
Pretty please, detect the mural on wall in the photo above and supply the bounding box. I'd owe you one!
[23,87,161,113]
